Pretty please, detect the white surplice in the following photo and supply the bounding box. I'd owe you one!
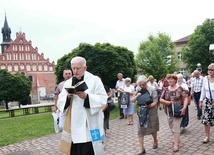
[57,71,107,155]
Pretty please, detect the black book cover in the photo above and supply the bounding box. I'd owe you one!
[65,81,88,93]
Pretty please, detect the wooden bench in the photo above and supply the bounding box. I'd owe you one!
[0,103,54,118]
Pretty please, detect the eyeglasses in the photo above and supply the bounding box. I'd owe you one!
[208,69,214,71]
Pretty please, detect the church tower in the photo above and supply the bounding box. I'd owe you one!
[1,14,11,54]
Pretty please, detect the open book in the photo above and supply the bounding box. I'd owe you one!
[65,81,88,93]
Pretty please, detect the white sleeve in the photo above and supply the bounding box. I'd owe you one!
[199,77,207,101]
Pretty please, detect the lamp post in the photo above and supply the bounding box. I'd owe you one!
[196,63,202,73]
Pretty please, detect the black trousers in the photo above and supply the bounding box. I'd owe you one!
[194,92,202,118]
[119,103,124,117]
[71,142,95,155]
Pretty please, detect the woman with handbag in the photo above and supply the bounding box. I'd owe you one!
[159,74,188,152]
[117,77,135,125]
[131,75,159,155]
[199,63,214,143]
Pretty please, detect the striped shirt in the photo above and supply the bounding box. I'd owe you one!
[191,76,204,93]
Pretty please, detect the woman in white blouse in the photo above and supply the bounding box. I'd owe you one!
[117,77,135,125]
[199,63,214,143]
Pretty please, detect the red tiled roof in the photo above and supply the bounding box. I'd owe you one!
[174,35,190,44]
[37,74,45,87]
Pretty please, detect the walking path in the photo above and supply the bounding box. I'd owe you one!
[1,102,214,155]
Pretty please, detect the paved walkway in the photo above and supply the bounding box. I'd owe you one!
[1,101,214,155]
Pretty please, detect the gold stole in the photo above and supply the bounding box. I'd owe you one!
[59,97,73,155]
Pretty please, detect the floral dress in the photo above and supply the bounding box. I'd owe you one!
[201,78,214,125]
[138,87,159,136]
[161,86,188,117]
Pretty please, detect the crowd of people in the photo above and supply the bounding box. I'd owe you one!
[114,63,214,154]
[52,56,214,155]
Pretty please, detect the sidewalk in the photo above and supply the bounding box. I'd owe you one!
[1,102,214,155]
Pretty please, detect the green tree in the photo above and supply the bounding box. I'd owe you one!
[136,33,179,80]
[55,43,137,88]
[0,69,31,110]
[182,19,214,74]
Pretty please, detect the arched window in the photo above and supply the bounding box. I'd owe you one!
[22,53,25,60]
[44,65,48,71]
[27,65,31,71]
[8,65,12,71]
[34,54,36,60]
[25,52,28,60]
[20,64,24,70]
[1,65,5,69]
[32,64,37,71]
[14,65,18,71]
[28,53,30,60]
[29,75,33,82]
[38,64,42,71]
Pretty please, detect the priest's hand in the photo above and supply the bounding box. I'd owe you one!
[76,91,87,99]
[67,93,74,99]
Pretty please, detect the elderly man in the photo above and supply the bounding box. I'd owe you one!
[58,56,107,155]
[191,70,204,120]
[115,73,125,119]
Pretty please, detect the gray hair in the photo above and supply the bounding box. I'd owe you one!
[70,56,86,66]
[117,73,123,76]
[208,63,214,69]
[176,73,183,79]
[137,75,148,84]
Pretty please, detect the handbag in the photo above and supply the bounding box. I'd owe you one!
[172,104,183,118]
[118,92,130,108]
[138,106,149,128]
[52,111,60,133]
[137,88,153,106]
[107,98,116,111]
[167,88,183,118]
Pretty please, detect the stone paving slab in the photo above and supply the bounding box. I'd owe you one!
[0,101,214,155]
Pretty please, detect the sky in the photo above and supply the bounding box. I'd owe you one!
[0,0,214,63]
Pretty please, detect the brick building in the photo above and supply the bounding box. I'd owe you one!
[174,35,190,78]
[0,15,56,104]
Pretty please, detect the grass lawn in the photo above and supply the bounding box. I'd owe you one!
[0,102,137,146]
[0,113,54,146]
